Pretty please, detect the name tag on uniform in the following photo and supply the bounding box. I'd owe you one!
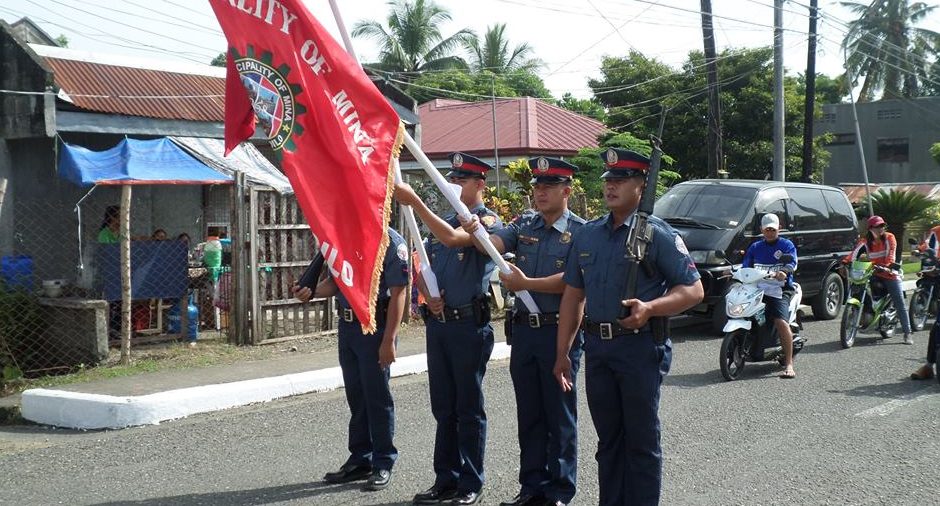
[519,234,539,245]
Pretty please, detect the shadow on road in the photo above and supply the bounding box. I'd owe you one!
[828,380,926,400]
[666,361,785,387]
[89,480,407,506]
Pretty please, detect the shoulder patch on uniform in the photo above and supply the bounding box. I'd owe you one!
[675,235,689,255]
[481,215,497,227]
[397,243,408,262]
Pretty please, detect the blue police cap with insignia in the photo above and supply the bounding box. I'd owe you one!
[446,152,493,179]
[528,156,580,184]
[599,147,650,179]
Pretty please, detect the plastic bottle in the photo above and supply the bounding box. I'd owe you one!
[203,236,223,281]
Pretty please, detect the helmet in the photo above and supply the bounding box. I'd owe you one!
[867,215,886,228]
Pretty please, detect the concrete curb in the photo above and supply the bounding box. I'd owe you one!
[21,343,512,430]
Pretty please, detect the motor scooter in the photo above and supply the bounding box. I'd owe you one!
[907,238,940,331]
[718,255,805,381]
[838,260,903,348]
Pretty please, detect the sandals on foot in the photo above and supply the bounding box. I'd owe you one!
[779,367,796,379]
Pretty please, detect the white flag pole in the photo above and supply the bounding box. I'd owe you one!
[326,0,440,298]
[326,0,537,313]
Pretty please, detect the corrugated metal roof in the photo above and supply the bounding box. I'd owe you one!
[416,97,606,158]
[43,57,226,122]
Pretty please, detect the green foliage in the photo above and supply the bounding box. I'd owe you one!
[352,0,474,76]
[589,47,833,181]
[210,52,227,67]
[484,185,529,224]
[406,69,551,103]
[840,0,940,101]
[54,34,69,48]
[465,23,542,74]
[0,286,45,387]
[931,142,940,165]
[556,93,607,122]
[861,189,936,257]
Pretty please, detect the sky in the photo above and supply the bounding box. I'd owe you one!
[2,0,938,100]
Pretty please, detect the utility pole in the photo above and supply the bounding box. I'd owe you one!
[772,0,785,181]
[801,0,818,182]
[700,0,722,179]
[491,74,500,190]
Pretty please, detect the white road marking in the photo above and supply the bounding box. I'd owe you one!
[854,387,940,418]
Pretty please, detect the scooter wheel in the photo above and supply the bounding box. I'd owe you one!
[719,330,747,381]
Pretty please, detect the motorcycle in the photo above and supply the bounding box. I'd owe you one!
[907,238,940,332]
[839,260,903,348]
[718,256,805,381]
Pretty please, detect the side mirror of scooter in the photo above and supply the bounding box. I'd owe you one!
[908,238,918,245]
[779,254,794,264]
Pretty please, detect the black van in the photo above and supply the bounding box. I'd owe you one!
[654,180,858,332]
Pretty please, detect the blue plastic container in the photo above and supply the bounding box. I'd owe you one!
[167,295,199,342]
[1,255,34,292]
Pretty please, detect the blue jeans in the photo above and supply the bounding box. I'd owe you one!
[878,276,911,334]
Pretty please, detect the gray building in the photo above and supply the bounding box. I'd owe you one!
[815,97,940,185]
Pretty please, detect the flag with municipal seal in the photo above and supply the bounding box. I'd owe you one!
[209,0,405,333]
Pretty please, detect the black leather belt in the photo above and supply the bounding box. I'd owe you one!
[512,311,560,328]
[340,301,388,327]
[582,317,649,340]
[421,303,475,323]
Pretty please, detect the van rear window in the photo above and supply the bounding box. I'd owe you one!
[655,185,756,229]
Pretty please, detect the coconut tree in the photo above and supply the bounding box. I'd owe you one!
[840,0,940,101]
[464,23,542,74]
[351,0,475,77]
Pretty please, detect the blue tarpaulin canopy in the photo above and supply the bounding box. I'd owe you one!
[58,137,233,186]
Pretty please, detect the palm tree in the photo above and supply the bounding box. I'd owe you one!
[351,0,474,78]
[464,23,542,74]
[863,189,935,257]
[840,0,940,101]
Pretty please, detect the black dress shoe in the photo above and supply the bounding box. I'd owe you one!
[499,492,543,506]
[413,484,458,504]
[323,463,372,484]
[451,490,482,505]
[364,469,392,491]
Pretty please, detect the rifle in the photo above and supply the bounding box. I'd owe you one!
[618,135,663,321]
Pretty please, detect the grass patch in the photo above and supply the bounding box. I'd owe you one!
[903,262,921,275]
[1,338,278,396]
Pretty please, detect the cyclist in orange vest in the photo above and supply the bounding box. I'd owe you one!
[845,215,912,345]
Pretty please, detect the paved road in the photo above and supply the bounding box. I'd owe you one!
[2,316,939,505]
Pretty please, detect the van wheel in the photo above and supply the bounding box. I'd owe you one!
[812,271,844,320]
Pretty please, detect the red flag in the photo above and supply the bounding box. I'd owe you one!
[209,0,404,333]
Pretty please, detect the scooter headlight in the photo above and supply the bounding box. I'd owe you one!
[728,303,746,317]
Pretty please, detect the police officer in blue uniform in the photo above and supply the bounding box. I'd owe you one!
[462,156,585,506]
[292,227,409,492]
[553,148,703,506]
[393,152,503,505]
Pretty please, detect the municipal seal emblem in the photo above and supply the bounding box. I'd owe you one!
[231,46,306,154]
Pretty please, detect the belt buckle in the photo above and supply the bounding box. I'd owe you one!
[435,310,447,323]
[600,322,613,340]
[528,313,541,328]
[342,308,355,323]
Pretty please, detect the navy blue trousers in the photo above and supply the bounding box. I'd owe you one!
[425,318,495,494]
[510,324,583,503]
[338,320,397,471]
[584,332,672,506]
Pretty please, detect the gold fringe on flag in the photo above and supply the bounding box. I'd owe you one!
[361,121,407,334]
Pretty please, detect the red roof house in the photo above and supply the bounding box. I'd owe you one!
[402,97,606,173]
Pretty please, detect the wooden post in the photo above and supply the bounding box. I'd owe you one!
[249,187,261,344]
[120,185,132,364]
[231,172,249,345]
